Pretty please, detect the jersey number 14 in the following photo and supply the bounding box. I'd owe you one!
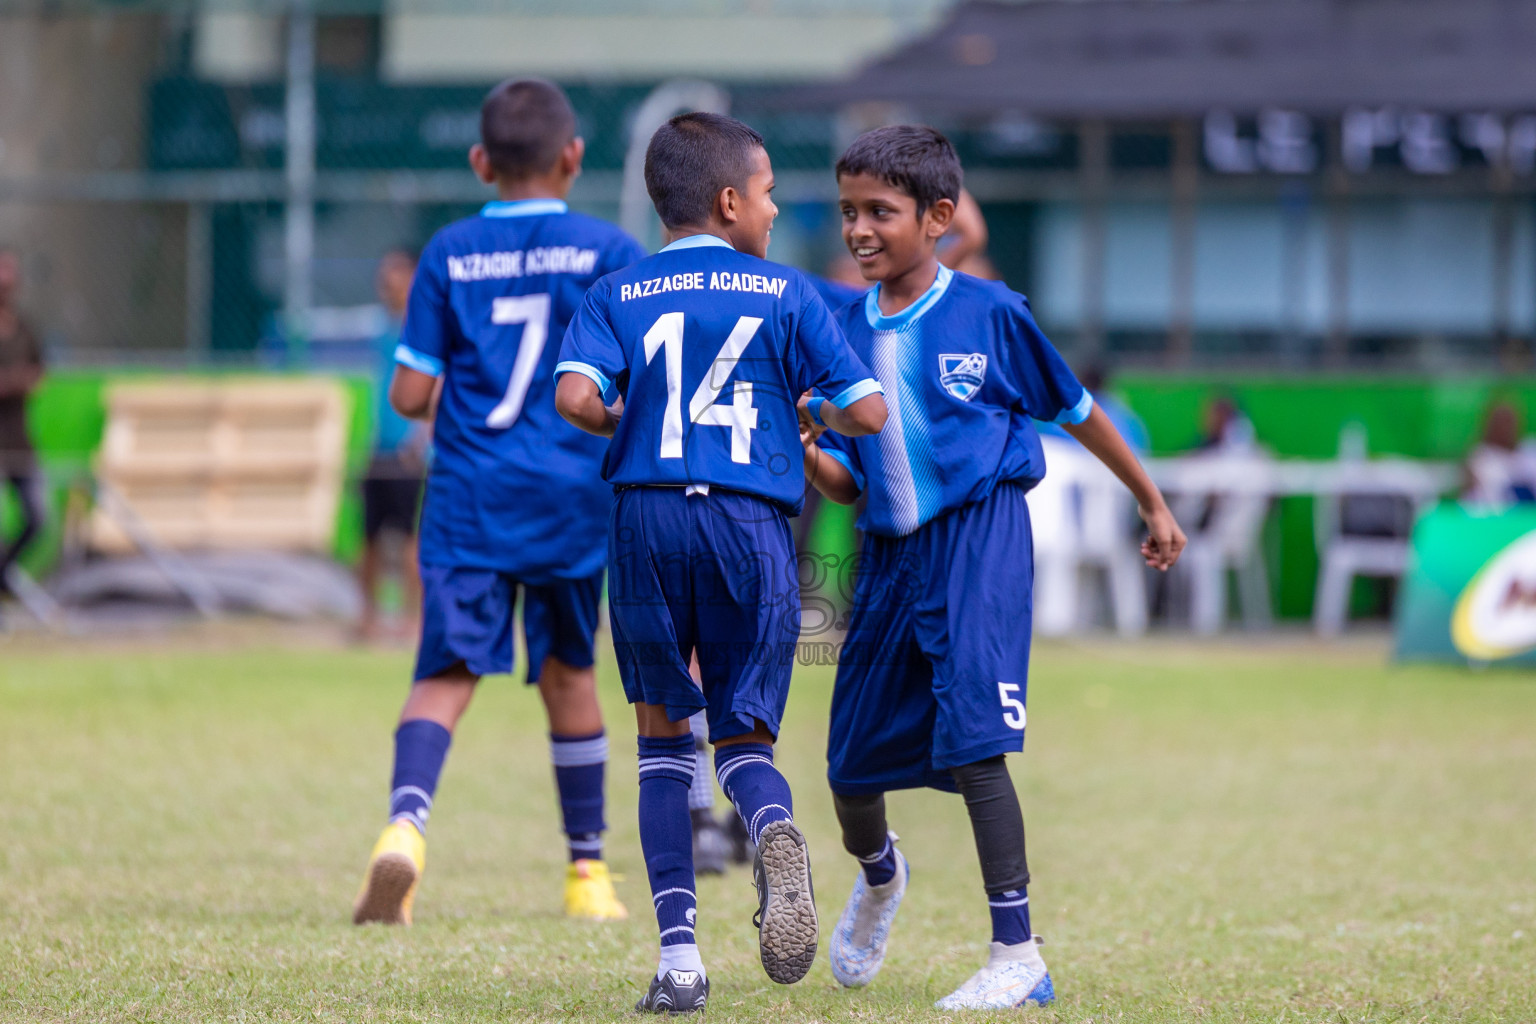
[643,312,761,464]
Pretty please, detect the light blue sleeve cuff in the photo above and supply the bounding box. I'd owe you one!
[1053,389,1094,426]
[394,344,444,377]
[819,445,866,493]
[554,360,612,394]
[830,377,884,409]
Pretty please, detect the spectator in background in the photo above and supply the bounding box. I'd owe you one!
[0,248,45,596]
[1199,393,1257,453]
[358,248,428,640]
[1463,400,1536,507]
[938,189,1001,280]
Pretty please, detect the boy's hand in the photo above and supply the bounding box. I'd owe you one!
[796,391,825,448]
[604,393,625,436]
[1139,503,1187,570]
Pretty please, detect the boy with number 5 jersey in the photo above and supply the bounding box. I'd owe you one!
[800,125,1187,1009]
[351,78,645,929]
[556,112,886,1014]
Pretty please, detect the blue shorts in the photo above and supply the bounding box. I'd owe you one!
[608,486,799,742]
[827,483,1034,794]
[413,565,601,684]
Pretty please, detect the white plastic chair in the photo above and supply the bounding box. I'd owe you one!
[1028,438,1148,636]
[1028,440,1084,637]
[1312,458,1441,636]
[1075,457,1149,635]
[1175,455,1274,635]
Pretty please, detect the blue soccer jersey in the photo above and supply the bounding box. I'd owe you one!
[818,264,1091,537]
[397,198,646,579]
[556,234,881,514]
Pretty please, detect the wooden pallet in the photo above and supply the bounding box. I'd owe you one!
[90,379,350,554]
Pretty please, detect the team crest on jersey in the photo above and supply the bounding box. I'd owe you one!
[938,353,988,401]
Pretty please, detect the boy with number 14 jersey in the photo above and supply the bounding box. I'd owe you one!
[556,112,886,1014]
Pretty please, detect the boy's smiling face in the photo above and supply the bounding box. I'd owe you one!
[838,172,953,283]
[725,146,779,259]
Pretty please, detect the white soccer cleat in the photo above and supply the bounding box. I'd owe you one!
[935,938,1055,1010]
[828,842,908,988]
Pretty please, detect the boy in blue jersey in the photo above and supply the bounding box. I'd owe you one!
[555,113,887,1013]
[351,79,646,928]
[800,126,1187,1009]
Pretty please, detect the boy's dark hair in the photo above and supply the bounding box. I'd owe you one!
[480,78,576,179]
[644,112,765,229]
[835,124,962,217]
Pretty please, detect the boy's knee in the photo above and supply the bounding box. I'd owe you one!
[538,658,596,694]
[832,790,888,860]
[949,754,1010,795]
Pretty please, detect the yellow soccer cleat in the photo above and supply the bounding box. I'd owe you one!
[352,820,426,925]
[564,859,628,921]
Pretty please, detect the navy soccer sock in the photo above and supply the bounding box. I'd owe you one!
[714,742,793,845]
[638,734,703,976]
[550,730,607,862]
[389,719,453,834]
[859,833,899,887]
[988,887,1032,946]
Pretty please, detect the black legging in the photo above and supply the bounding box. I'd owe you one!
[0,471,44,583]
[832,755,1030,894]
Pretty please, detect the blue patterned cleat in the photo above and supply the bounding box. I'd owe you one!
[935,938,1055,1010]
[828,841,909,988]
[636,969,709,1014]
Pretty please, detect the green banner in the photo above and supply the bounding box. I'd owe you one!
[1394,502,1536,666]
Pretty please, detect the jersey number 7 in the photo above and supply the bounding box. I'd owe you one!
[486,293,551,428]
[643,312,761,464]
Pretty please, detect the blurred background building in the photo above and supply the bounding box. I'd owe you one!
[5,0,1534,370]
[2,0,1535,640]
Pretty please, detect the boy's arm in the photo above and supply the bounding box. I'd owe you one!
[389,366,440,421]
[555,373,623,438]
[804,391,887,437]
[1063,404,1186,570]
[797,403,862,504]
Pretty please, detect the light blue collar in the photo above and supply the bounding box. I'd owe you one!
[660,233,735,253]
[866,264,954,330]
[481,198,568,218]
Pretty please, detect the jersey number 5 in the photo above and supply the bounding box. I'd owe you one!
[643,312,761,464]
[486,293,551,428]
[998,682,1027,730]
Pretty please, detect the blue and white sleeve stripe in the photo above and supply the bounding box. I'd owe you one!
[830,378,884,408]
[1052,389,1094,425]
[554,360,612,393]
[394,344,444,377]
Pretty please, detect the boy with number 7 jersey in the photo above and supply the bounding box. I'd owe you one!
[351,78,645,929]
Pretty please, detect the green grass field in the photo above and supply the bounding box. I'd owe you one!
[2,629,1533,1023]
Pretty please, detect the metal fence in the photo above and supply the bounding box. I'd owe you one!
[3,3,1534,372]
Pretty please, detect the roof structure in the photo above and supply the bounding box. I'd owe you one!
[782,0,1536,117]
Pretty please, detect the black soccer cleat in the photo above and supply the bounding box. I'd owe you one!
[751,819,819,984]
[692,809,729,876]
[724,811,753,865]
[635,969,709,1014]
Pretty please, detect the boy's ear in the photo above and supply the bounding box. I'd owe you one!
[560,136,585,180]
[469,144,496,185]
[717,185,740,226]
[923,197,957,239]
